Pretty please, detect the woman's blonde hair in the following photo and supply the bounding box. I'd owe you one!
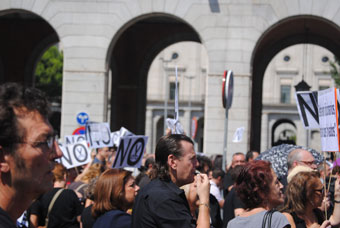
[282,171,320,214]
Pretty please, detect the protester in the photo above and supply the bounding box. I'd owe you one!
[210,168,225,208]
[245,150,259,162]
[135,157,155,188]
[29,163,83,228]
[131,134,211,228]
[223,165,245,228]
[227,160,289,228]
[182,178,223,228]
[80,177,98,228]
[282,171,340,228]
[279,149,318,189]
[91,169,139,228]
[92,147,111,167]
[223,153,246,197]
[69,163,103,204]
[0,83,63,227]
[197,155,213,174]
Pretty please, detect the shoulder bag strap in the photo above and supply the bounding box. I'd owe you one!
[262,209,276,228]
[75,183,87,192]
[45,188,64,228]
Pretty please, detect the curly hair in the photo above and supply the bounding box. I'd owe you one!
[235,160,273,209]
[153,134,194,181]
[0,83,50,154]
[91,169,132,219]
[281,171,321,214]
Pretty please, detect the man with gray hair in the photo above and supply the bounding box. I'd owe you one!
[280,148,317,188]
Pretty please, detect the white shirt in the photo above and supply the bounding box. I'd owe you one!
[209,180,223,202]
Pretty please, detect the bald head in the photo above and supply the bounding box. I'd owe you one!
[287,149,317,172]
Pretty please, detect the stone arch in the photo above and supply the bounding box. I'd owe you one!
[271,118,297,146]
[106,13,201,134]
[250,15,340,151]
[0,9,59,86]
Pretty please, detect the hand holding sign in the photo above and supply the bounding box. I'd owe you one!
[166,118,184,134]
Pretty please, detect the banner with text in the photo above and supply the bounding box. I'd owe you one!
[112,136,148,168]
[85,122,113,149]
[295,91,319,129]
[318,88,340,152]
[56,140,91,169]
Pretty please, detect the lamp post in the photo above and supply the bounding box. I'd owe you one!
[160,52,178,134]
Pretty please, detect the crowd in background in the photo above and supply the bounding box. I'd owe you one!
[14,141,340,228]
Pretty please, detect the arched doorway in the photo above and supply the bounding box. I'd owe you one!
[271,119,297,146]
[0,10,59,85]
[251,15,340,151]
[106,14,201,135]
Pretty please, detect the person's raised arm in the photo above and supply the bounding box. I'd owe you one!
[196,174,210,228]
[329,175,340,226]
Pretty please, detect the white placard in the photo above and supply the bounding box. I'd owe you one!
[166,118,184,134]
[56,141,91,169]
[318,88,339,152]
[85,122,113,149]
[295,91,319,129]
[111,127,135,147]
[233,127,245,142]
[112,136,148,168]
[64,135,86,145]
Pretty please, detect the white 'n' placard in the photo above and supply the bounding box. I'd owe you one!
[295,91,319,129]
[318,88,339,152]
[56,141,91,169]
[85,122,113,149]
[112,136,148,168]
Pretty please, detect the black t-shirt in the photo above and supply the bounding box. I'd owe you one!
[0,207,16,228]
[222,187,245,228]
[208,194,223,228]
[131,178,196,228]
[81,205,95,228]
[30,188,83,228]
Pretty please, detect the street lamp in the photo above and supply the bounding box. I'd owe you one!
[160,52,178,134]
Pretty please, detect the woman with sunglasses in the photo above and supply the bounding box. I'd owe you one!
[91,169,139,228]
[282,171,340,228]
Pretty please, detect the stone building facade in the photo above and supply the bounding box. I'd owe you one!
[1,0,340,163]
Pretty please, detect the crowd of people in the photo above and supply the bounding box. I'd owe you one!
[1,82,340,228]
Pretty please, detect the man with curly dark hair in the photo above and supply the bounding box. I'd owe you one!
[0,83,62,227]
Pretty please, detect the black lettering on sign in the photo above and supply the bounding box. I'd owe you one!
[61,147,73,166]
[127,138,144,166]
[101,127,111,145]
[73,144,88,163]
[297,93,319,127]
[77,135,86,142]
[113,138,131,167]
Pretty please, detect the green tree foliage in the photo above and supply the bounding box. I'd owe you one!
[35,45,63,102]
[330,56,340,87]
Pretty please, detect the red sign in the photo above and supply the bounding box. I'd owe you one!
[72,126,85,135]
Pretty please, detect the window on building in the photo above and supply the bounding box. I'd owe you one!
[280,85,291,104]
[169,82,178,100]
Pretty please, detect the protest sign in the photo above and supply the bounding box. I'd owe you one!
[85,122,113,149]
[233,127,245,143]
[318,88,339,152]
[56,141,91,169]
[166,118,184,134]
[295,91,319,129]
[64,135,86,145]
[112,136,148,168]
[111,127,135,147]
